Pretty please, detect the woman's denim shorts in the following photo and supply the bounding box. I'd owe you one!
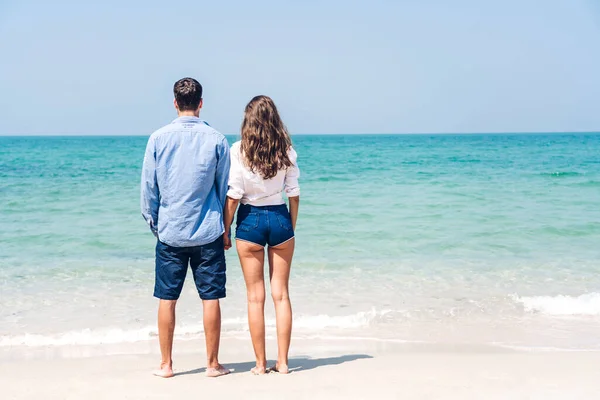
[235,203,294,247]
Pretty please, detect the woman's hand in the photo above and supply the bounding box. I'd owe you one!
[288,196,300,231]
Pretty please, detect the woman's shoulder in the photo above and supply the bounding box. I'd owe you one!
[230,141,242,154]
[288,146,298,161]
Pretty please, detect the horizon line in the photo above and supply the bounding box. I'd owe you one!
[1,131,600,137]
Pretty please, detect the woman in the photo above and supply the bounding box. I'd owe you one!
[223,95,300,375]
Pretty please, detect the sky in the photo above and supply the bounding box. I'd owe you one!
[0,0,599,135]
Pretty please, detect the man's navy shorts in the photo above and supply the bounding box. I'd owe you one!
[154,236,226,300]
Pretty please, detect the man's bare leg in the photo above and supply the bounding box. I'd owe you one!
[203,299,230,377]
[154,299,177,378]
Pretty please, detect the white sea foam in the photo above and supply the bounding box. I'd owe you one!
[289,308,392,329]
[0,327,158,347]
[0,309,391,347]
[513,293,600,316]
[493,343,600,352]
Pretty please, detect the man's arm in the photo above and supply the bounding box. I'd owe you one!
[223,196,239,250]
[215,137,231,210]
[140,135,160,236]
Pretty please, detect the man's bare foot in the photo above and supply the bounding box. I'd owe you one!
[205,364,230,378]
[152,362,174,378]
[272,363,289,374]
[251,365,268,375]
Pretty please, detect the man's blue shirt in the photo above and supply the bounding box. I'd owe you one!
[141,116,230,247]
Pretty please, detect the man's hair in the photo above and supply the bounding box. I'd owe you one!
[173,78,203,111]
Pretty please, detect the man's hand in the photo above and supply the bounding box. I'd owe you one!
[223,230,232,250]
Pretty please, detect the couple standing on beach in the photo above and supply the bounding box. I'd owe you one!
[140,78,300,378]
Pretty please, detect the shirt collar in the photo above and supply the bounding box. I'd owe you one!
[172,116,201,124]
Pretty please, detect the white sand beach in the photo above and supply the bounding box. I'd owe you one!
[3,337,600,399]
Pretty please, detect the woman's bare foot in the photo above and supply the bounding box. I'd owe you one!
[272,363,289,374]
[251,365,268,375]
[205,364,231,378]
[152,362,174,378]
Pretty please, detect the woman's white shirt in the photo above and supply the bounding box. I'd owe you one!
[226,141,300,206]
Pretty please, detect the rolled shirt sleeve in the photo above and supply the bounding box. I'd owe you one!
[284,147,300,197]
[226,143,245,200]
[140,135,160,236]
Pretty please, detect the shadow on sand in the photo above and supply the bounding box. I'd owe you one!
[175,354,372,377]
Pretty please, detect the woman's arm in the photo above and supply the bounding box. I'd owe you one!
[223,196,240,250]
[288,196,299,230]
[284,147,300,230]
[224,143,244,250]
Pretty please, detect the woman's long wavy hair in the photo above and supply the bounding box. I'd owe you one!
[240,95,293,179]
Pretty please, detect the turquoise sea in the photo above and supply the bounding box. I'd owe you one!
[1,134,600,354]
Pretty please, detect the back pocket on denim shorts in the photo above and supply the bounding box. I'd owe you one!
[238,212,260,232]
[275,212,293,232]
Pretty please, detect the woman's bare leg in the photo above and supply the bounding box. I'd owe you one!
[268,238,294,374]
[237,239,267,374]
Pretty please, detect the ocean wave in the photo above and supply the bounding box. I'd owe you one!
[0,309,391,347]
[539,171,584,178]
[291,309,392,329]
[0,327,160,347]
[512,293,600,316]
[573,180,600,187]
[493,343,600,352]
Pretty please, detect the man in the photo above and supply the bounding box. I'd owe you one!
[141,77,230,378]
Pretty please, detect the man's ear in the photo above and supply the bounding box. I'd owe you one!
[198,99,204,111]
[173,98,179,111]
